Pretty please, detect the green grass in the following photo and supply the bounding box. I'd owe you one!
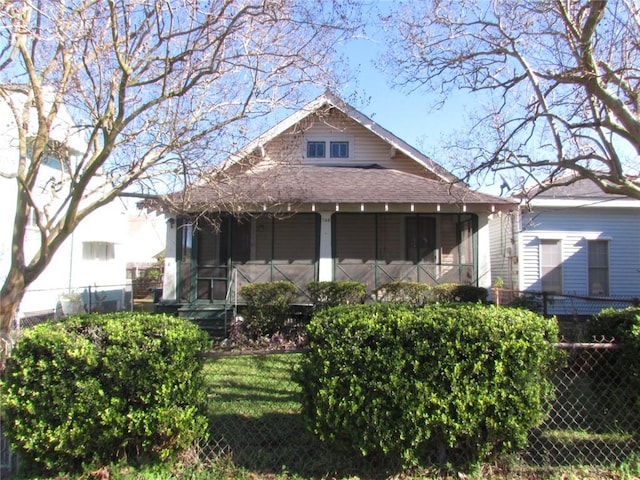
[202,352,384,479]
[203,353,302,417]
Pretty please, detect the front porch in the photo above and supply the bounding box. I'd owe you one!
[165,210,480,313]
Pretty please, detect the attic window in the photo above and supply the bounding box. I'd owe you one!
[306,141,325,158]
[330,141,349,158]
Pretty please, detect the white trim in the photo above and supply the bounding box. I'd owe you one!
[528,198,640,208]
[535,232,564,240]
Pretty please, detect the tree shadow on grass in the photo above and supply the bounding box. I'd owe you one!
[205,412,402,480]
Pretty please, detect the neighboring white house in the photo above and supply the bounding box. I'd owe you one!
[0,89,130,320]
[489,178,640,317]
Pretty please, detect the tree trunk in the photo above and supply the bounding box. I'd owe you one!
[0,267,27,336]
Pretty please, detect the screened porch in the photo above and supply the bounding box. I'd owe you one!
[175,211,478,306]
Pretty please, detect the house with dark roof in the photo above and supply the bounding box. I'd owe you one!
[160,92,513,320]
[489,178,640,317]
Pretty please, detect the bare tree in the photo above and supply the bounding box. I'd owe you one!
[380,0,640,198]
[0,0,362,337]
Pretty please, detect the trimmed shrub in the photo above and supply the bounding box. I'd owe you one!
[431,283,488,303]
[374,281,432,306]
[588,307,640,402]
[296,303,561,468]
[0,313,209,473]
[239,281,297,336]
[589,306,640,340]
[306,281,366,310]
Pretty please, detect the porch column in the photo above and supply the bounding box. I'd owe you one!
[162,216,177,301]
[318,212,333,281]
[476,214,492,289]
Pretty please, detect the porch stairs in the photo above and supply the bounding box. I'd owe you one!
[177,304,232,338]
[176,268,239,339]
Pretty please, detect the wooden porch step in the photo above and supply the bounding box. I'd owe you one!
[178,305,233,339]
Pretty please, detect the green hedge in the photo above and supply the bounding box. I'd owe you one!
[297,303,561,468]
[0,313,209,473]
[374,281,432,306]
[589,307,640,402]
[307,281,366,310]
[589,306,640,339]
[239,281,297,336]
[431,283,488,303]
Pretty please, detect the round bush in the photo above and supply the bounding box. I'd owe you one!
[0,313,209,473]
[297,303,561,467]
[374,281,432,306]
[431,283,488,303]
[307,281,367,310]
[240,281,297,336]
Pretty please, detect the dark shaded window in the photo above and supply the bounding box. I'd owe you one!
[306,141,325,158]
[541,239,562,294]
[588,239,609,296]
[330,141,349,158]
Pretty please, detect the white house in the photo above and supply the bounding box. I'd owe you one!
[0,88,130,321]
[489,178,640,317]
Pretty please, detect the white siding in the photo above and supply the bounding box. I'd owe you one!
[518,207,640,315]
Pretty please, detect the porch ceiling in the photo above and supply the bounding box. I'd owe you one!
[180,164,514,211]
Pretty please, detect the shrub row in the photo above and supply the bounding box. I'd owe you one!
[0,313,209,473]
[296,303,562,468]
[374,282,488,305]
[237,280,488,339]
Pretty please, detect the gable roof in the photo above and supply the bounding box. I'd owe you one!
[223,91,458,183]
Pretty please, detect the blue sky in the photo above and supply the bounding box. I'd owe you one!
[339,38,461,148]
[335,31,493,191]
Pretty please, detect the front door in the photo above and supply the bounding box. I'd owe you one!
[195,217,230,301]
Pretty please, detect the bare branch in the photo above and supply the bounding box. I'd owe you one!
[380,0,640,199]
[0,0,364,332]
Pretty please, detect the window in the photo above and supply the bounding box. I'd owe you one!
[330,141,349,158]
[83,241,115,261]
[540,239,562,294]
[588,239,609,296]
[27,140,66,171]
[306,141,325,158]
[26,208,38,228]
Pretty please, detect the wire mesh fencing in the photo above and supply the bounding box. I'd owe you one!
[2,342,640,477]
[525,342,640,467]
[198,343,640,476]
[493,288,639,321]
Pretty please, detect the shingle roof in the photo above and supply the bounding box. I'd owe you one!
[532,178,626,199]
[180,164,511,211]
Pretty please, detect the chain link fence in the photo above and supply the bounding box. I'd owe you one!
[3,340,640,477]
[198,343,640,476]
[493,288,638,321]
[525,342,640,467]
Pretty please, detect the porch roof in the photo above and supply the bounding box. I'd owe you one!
[179,164,513,211]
